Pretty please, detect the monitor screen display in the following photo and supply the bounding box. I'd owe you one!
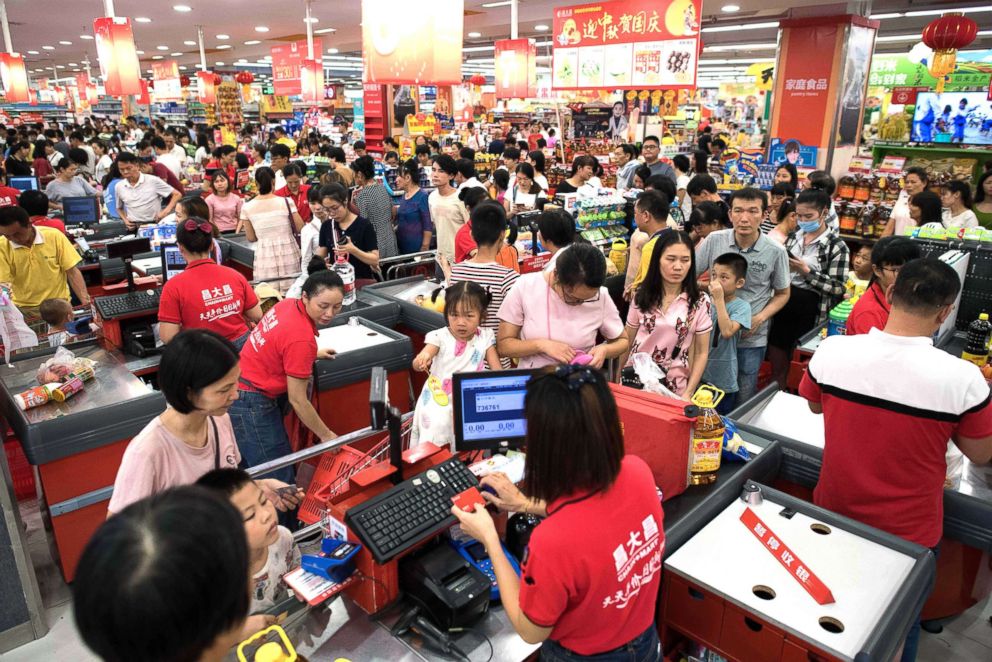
[62,196,101,226]
[161,244,187,282]
[911,92,992,145]
[452,369,533,452]
[9,176,38,192]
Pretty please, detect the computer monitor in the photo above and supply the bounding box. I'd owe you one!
[161,244,187,283]
[452,369,535,452]
[61,196,101,226]
[9,176,38,192]
[105,236,152,260]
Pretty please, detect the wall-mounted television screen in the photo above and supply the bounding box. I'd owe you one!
[911,92,992,145]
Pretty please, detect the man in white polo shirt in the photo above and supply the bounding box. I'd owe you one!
[115,152,182,230]
[800,258,992,662]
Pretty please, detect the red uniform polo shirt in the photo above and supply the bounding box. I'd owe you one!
[30,214,68,237]
[276,184,311,223]
[845,281,889,336]
[800,328,992,548]
[0,185,21,207]
[519,456,664,655]
[158,259,259,342]
[238,298,317,399]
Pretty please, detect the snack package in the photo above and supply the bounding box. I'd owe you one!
[36,347,96,385]
[721,417,751,463]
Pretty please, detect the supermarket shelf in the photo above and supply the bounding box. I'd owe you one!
[838,233,878,245]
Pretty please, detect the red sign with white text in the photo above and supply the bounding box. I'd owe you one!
[93,17,142,97]
[552,0,701,90]
[495,39,537,99]
[152,60,181,100]
[740,507,835,606]
[271,39,322,96]
[363,84,383,116]
[771,23,838,148]
[891,86,926,105]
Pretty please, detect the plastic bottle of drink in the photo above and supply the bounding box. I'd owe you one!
[688,386,725,485]
[333,253,356,306]
[961,313,992,367]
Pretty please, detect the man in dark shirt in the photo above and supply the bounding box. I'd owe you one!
[697,125,713,154]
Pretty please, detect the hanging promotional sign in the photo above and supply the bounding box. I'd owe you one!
[352,97,365,134]
[152,60,182,100]
[137,79,151,106]
[362,0,463,85]
[495,39,537,99]
[769,22,839,150]
[271,38,323,96]
[93,16,142,97]
[197,71,217,104]
[0,53,30,102]
[300,58,324,104]
[552,0,702,91]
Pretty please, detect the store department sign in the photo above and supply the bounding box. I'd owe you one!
[552,0,702,91]
[869,52,992,92]
[151,60,181,100]
[271,38,323,96]
[495,39,538,99]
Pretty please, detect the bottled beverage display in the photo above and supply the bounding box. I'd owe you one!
[962,313,992,367]
[333,253,356,306]
[689,386,725,485]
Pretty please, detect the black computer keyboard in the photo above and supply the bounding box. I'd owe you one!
[345,457,479,564]
[94,288,162,320]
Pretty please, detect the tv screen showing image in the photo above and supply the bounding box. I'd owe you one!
[912,92,992,145]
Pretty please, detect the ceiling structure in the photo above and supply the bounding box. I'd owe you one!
[4,0,991,88]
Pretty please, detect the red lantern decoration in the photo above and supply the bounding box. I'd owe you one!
[0,53,30,102]
[93,17,142,97]
[921,13,978,91]
[235,71,254,85]
[180,74,191,88]
[469,74,486,87]
[212,72,223,86]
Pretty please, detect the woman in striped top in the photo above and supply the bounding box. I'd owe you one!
[441,201,519,367]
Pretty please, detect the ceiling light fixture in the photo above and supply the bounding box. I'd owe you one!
[42,45,55,50]
[481,1,512,7]
[722,4,740,12]
[80,35,93,40]
[868,13,903,19]
[535,24,549,31]
[59,40,72,45]
[135,17,151,23]
[152,55,163,60]
[327,48,339,54]
[157,45,169,50]
[215,61,225,66]
[314,27,336,34]
[27,50,38,54]
[244,40,261,45]
[255,26,269,33]
[173,5,192,12]
[468,31,482,38]
[703,21,779,33]
[136,50,145,54]
[217,44,231,49]
[217,34,229,40]
[904,7,992,17]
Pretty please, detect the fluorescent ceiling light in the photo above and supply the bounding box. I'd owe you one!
[157,45,169,51]
[59,40,72,45]
[171,52,183,56]
[703,21,779,33]
[68,62,77,66]
[215,62,225,66]
[244,40,261,45]
[463,45,495,52]
[216,34,229,40]
[722,4,740,12]
[314,28,336,34]
[905,7,992,17]
[80,35,93,40]
[327,48,339,54]
[184,40,197,46]
[135,17,151,23]
[217,44,232,49]
[255,26,269,33]
[875,34,926,42]
[152,55,163,60]
[174,5,192,12]
[868,13,903,19]
[704,42,777,51]
[136,50,145,55]
[535,24,549,31]
[42,45,55,50]
[179,65,187,70]
[468,32,482,38]
[482,2,513,7]
[27,50,38,54]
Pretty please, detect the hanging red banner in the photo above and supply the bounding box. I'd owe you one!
[152,60,182,100]
[196,70,217,104]
[363,83,383,116]
[551,0,702,90]
[75,72,90,91]
[93,16,142,97]
[300,58,324,104]
[740,507,835,606]
[0,53,30,102]
[270,38,322,96]
[361,0,463,85]
[137,79,151,105]
[495,39,537,99]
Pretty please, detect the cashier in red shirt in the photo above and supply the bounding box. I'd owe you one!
[226,270,343,485]
[452,366,665,661]
[158,218,263,349]
[800,259,992,662]
[275,163,311,224]
[846,236,920,336]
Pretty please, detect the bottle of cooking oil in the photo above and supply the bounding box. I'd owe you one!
[962,313,992,367]
[689,385,725,485]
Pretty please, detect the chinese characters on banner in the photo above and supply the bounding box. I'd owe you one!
[770,21,840,150]
[93,17,142,97]
[552,0,702,90]
[363,83,383,116]
[0,53,30,102]
[890,86,927,106]
[197,71,217,104]
[152,60,182,100]
[495,39,537,99]
[271,38,323,96]
[362,0,463,85]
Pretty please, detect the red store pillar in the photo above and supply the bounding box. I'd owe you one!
[768,15,879,176]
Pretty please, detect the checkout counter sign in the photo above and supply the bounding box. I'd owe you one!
[740,507,835,606]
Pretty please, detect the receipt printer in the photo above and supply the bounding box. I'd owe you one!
[400,543,490,630]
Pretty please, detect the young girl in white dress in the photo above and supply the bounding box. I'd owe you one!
[411,282,502,447]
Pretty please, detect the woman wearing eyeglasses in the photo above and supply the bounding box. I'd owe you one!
[158,218,263,350]
[315,183,380,288]
[497,243,628,369]
[451,365,665,661]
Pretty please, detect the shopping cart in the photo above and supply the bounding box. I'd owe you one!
[297,415,415,526]
[376,251,437,282]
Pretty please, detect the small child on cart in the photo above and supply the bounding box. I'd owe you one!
[196,469,302,637]
[701,253,751,416]
[39,299,74,348]
[411,281,502,448]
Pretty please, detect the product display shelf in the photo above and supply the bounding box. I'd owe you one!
[912,237,992,333]
[90,96,123,119]
[871,144,990,186]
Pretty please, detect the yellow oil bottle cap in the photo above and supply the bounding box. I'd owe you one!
[690,384,725,408]
[981,313,989,321]
[255,643,289,662]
